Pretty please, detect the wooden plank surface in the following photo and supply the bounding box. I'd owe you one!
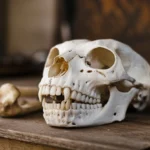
[0,76,150,150]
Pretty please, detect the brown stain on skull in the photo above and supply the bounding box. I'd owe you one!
[96,70,106,77]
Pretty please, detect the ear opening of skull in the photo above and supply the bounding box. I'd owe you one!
[85,47,115,69]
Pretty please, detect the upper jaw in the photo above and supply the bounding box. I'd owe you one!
[39,84,103,111]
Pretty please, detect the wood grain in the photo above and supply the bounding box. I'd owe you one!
[0,111,149,150]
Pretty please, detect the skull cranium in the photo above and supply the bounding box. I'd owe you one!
[39,39,150,127]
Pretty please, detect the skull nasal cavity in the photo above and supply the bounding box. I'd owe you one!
[45,47,59,67]
[48,57,69,77]
[86,47,115,69]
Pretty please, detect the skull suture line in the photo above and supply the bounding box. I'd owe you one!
[39,39,150,127]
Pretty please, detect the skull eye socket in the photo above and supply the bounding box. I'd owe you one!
[86,47,115,69]
[45,48,59,67]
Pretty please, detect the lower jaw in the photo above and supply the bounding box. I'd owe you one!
[42,100,103,127]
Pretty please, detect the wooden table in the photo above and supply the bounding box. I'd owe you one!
[0,76,150,150]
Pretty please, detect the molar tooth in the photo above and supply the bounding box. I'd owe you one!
[85,96,89,103]
[71,91,77,99]
[72,103,77,109]
[86,104,90,109]
[50,86,56,96]
[81,95,85,102]
[97,99,101,103]
[97,104,102,108]
[56,87,61,96]
[77,104,80,109]
[64,87,71,101]
[61,101,65,110]
[65,100,71,110]
[76,92,81,101]
[89,98,93,104]
[93,99,97,104]
[91,105,94,109]
[82,104,85,109]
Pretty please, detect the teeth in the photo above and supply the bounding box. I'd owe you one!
[89,98,93,104]
[65,100,71,110]
[45,86,50,95]
[93,99,96,104]
[82,104,85,109]
[81,95,85,102]
[72,103,77,109]
[97,99,101,103]
[77,104,80,109]
[71,91,77,99]
[61,101,65,110]
[86,104,90,109]
[85,96,89,103]
[56,87,61,96]
[64,88,71,101]
[50,86,56,96]
[38,87,42,102]
[76,92,81,101]
[57,104,60,109]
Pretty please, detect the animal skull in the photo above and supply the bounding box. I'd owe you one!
[39,39,150,127]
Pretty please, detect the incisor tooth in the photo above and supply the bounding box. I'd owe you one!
[50,86,56,96]
[57,104,60,109]
[61,101,65,110]
[64,87,70,101]
[56,87,61,96]
[45,86,50,95]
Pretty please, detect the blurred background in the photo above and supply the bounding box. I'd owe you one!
[0,0,150,76]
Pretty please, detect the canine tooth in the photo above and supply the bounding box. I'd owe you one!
[97,99,101,103]
[89,98,93,104]
[76,92,81,101]
[38,87,42,102]
[64,87,71,101]
[71,91,77,99]
[50,86,56,96]
[72,103,77,109]
[61,101,65,110]
[65,100,71,110]
[85,96,89,103]
[82,104,85,109]
[42,86,46,95]
[56,87,61,96]
[81,95,85,102]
